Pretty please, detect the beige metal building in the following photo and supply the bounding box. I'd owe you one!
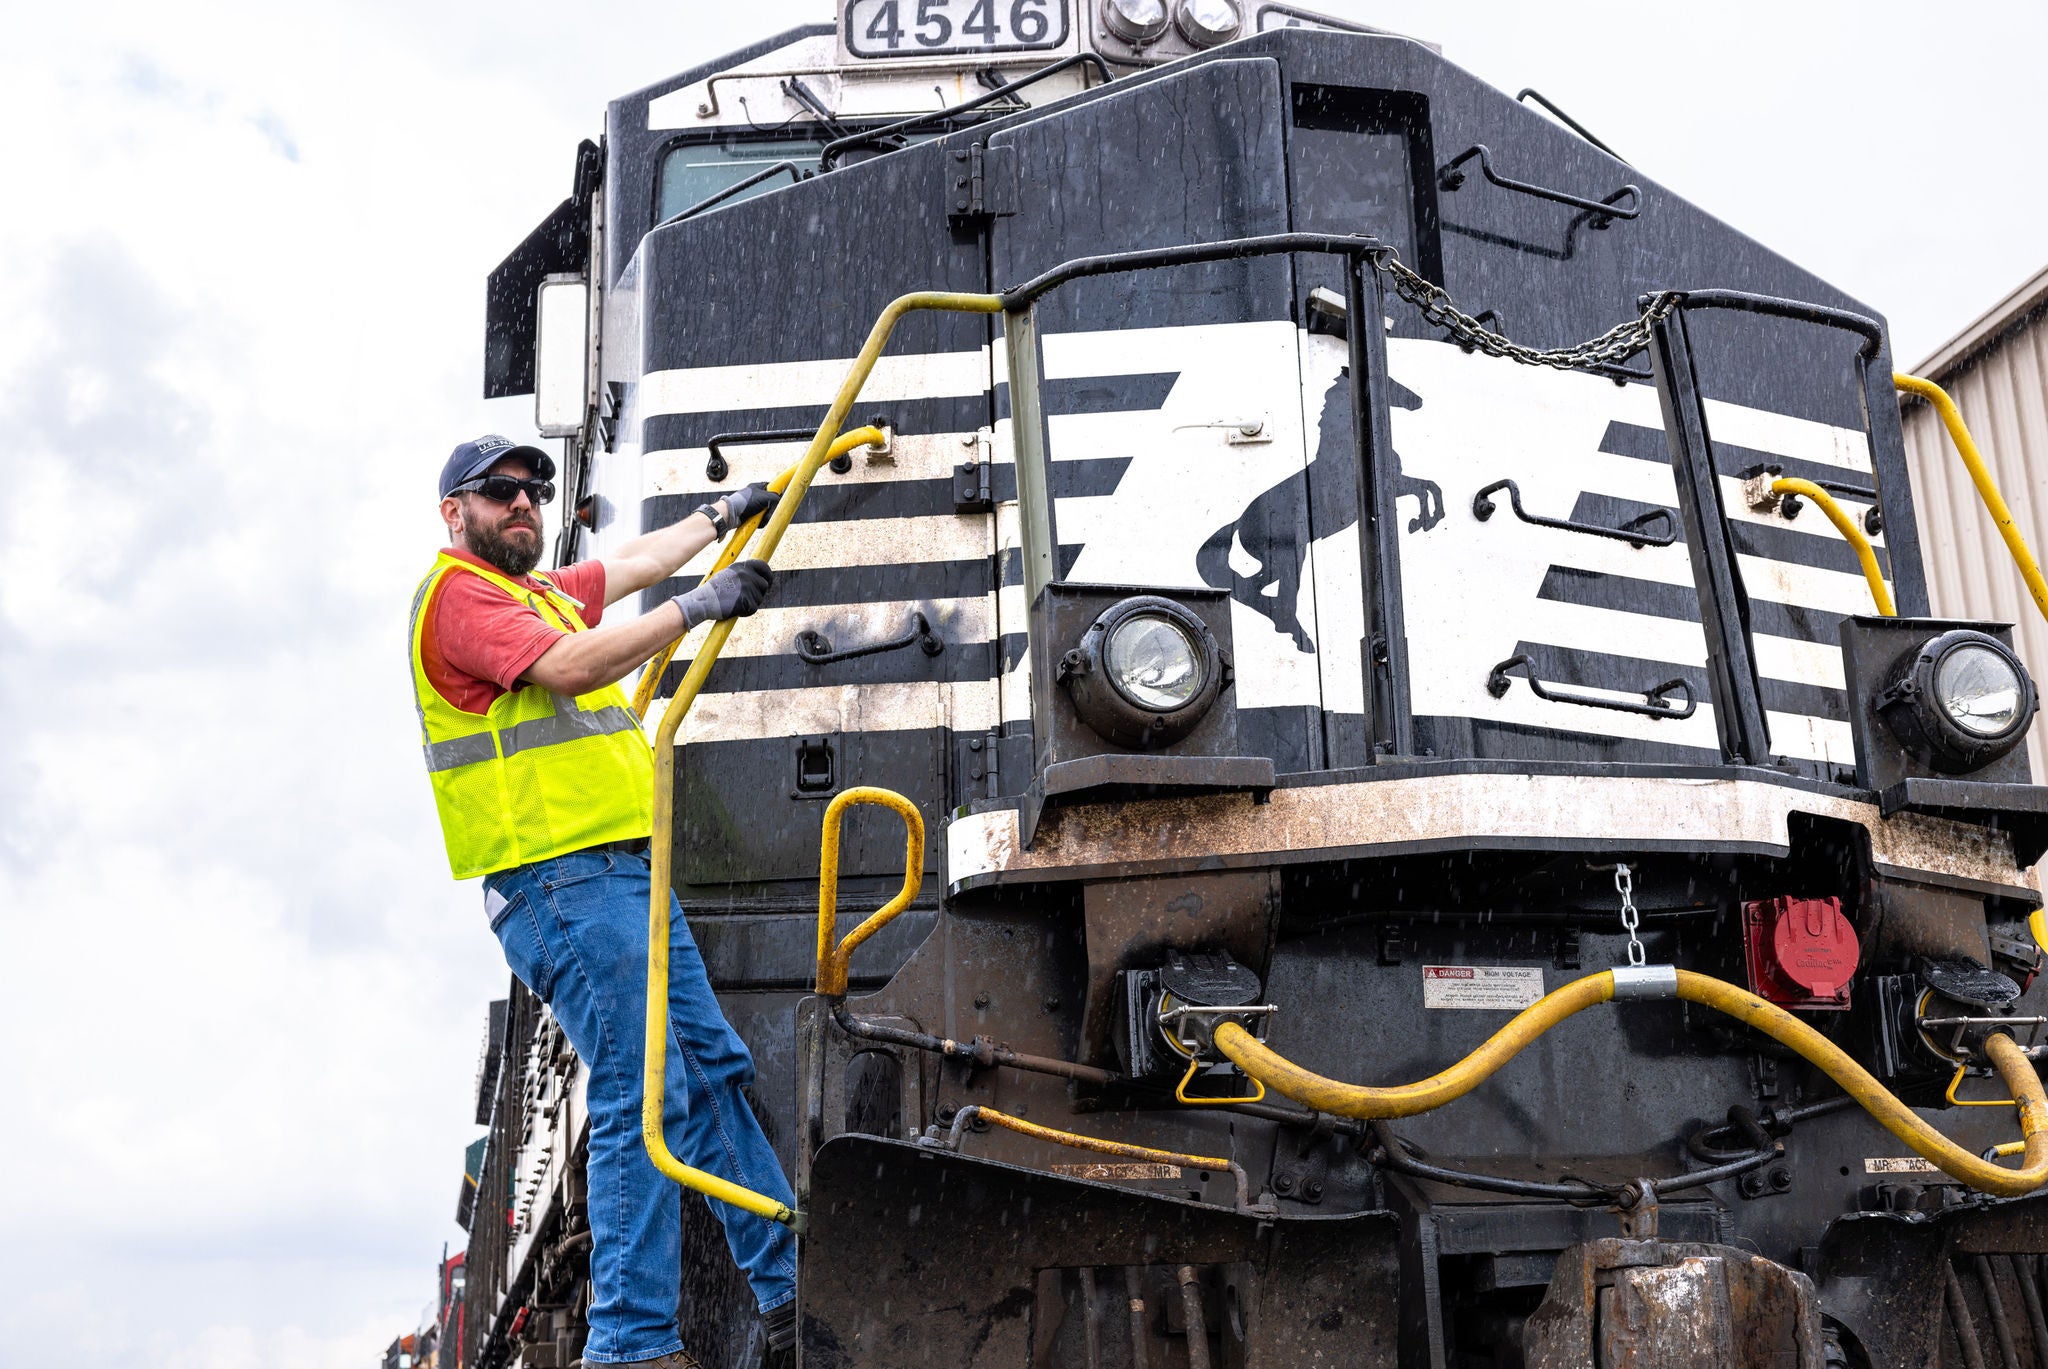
[1900,264,2048,780]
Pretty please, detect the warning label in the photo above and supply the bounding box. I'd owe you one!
[1864,1157,1941,1175]
[1052,1162,1182,1181]
[1422,965,1546,1010]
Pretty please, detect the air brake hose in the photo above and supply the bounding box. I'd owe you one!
[1211,967,2048,1197]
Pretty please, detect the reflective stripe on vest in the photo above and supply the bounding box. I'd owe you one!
[422,696,642,772]
[409,552,655,879]
[424,731,497,773]
[501,695,643,758]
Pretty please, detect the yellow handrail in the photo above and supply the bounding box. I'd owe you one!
[1896,372,2048,627]
[962,1104,1235,1172]
[1770,477,1894,616]
[946,1104,1256,1209]
[1214,967,2048,1197]
[1175,1054,1265,1106]
[628,426,886,719]
[640,291,1003,1229]
[1948,1061,2019,1109]
[815,786,925,998]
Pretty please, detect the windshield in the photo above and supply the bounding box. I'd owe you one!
[655,137,828,225]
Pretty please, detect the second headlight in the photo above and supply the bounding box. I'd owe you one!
[1173,0,1242,46]
[1875,628,2037,773]
[1101,0,1170,43]
[1058,595,1228,748]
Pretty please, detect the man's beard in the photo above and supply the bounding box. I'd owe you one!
[467,511,543,577]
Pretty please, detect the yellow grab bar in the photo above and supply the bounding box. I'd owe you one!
[1948,1061,2018,1108]
[815,786,925,997]
[1214,967,2048,1197]
[947,1104,1256,1209]
[1771,478,1894,616]
[1896,372,2048,628]
[961,1104,1236,1172]
[629,426,886,719]
[1175,1054,1265,1106]
[640,291,1003,1228]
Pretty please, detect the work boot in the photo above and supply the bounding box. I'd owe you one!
[762,1298,797,1353]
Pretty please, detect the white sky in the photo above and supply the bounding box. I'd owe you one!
[1,2,2041,1365]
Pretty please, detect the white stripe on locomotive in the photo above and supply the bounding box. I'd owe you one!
[627,323,1883,766]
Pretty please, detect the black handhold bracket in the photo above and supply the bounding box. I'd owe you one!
[1471,479,1677,548]
[1487,654,1696,720]
[797,612,945,666]
[1439,144,1642,227]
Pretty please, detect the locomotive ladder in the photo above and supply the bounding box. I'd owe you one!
[637,291,1006,1232]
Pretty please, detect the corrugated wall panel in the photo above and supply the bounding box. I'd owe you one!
[1901,305,2048,781]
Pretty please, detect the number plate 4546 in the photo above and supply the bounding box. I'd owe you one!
[843,0,1072,59]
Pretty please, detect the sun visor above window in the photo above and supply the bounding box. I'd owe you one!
[483,141,601,399]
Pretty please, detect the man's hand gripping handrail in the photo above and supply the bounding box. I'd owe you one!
[629,426,882,719]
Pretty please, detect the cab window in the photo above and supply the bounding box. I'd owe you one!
[655,138,827,225]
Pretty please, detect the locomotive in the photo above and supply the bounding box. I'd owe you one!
[453,5,2048,1366]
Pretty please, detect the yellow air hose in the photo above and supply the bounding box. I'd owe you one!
[1213,967,2048,1197]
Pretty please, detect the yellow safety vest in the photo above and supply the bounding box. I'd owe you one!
[409,551,655,879]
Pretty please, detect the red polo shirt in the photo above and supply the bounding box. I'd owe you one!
[420,549,609,714]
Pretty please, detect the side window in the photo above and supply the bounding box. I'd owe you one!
[654,137,827,225]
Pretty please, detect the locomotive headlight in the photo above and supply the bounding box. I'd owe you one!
[1875,629,2037,773]
[1173,0,1243,46]
[1108,614,1203,709]
[1057,596,1228,748]
[1937,642,2027,736]
[1102,0,1170,43]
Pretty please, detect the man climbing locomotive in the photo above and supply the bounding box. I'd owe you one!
[443,5,2048,1366]
[408,435,796,1366]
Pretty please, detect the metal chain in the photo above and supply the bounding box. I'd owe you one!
[1615,863,1646,968]
[1369,247,1683,374]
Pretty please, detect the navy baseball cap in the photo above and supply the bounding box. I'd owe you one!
[439,435,556,498]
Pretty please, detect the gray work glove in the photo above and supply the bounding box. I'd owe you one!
[720,482,780,529]
[672,559,773,630]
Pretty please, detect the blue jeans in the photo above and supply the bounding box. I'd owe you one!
[485,850,797,1364]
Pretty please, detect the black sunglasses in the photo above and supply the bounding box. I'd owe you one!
[454,474,556,506]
